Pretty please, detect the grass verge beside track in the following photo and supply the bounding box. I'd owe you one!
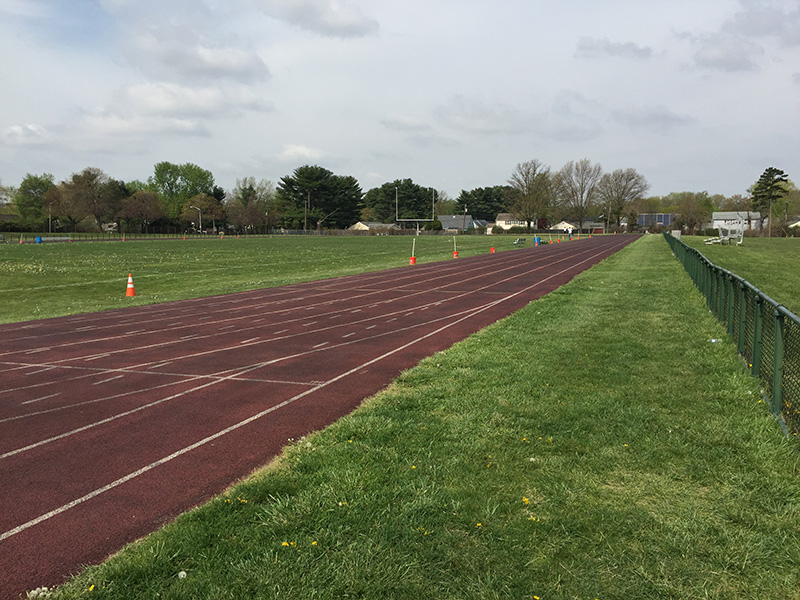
[1,235,516,324]
[49,235,800,598]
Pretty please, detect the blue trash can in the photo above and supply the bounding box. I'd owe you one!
[36,236,43,244]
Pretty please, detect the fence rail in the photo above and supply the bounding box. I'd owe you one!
[664,232,800,435]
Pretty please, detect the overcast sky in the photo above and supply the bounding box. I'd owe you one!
[1,0,798,199]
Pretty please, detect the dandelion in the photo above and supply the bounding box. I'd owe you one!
[282,541,289,547]
[89,584,95,591]
[522,496,530,505]
[476,522,482,527]
[411,465,416,469]
[312,541,318,546]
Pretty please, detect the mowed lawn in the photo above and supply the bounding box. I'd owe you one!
[46,235,800,599]
[0,235,511,324]
[681,235,800,315]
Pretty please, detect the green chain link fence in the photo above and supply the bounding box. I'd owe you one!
[664,232,800,435]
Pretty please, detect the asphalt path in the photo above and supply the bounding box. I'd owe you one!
[0,234,637,597]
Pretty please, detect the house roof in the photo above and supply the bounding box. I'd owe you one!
[712,211,761,220]
[438,214,476,230]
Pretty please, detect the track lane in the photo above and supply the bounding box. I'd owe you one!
[0,235,637,597]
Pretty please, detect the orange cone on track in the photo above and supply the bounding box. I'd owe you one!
[126,273,136,297]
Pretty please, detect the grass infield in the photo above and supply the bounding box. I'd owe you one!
[46,235,800,599]
[1,235,520,324]
[681,235,800,315]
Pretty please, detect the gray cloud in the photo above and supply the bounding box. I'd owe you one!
[575,37,653,59]
[434,95,531,135]
[255,0,378,38]
[540,90,604,142]
[724,1,800,47]
[612,105,694,133]
[680,31,764,72]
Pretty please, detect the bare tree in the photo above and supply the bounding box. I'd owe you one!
[507,159,552,232]
[554,158,603,231]
[596,168,649,229]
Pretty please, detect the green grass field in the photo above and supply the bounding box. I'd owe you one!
[681,235,800,315]
[44,235,800,599]
[0,235,527,324]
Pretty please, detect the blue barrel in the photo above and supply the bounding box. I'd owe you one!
[36,236,43,244]
[533,236,541,245]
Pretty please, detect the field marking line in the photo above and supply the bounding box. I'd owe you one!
[0,237,632,543]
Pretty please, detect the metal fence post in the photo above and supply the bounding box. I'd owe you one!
[726,274,735,335]
[737,281,747,355]
[752,295,764,378]
[772,309,785,417]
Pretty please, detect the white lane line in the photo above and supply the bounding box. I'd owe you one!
[92,375,125,385]
[25,348,51,354]
[239,338,260,344]
[0,378,194,425]
[0,301,493,542]
[82,354,111,362]
[366,325,377,330]
[342,332,356,338]
[0,377,225,460]
[25,367,56,375]
[21,393,61,406]
[274,329,288,335]
[313,342,329,349]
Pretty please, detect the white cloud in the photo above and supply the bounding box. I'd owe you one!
[0,0,48,18]
[256,0,378,37]
[121,83,271,118]
[1,123,51,146]
[127,33,270,84]
[279,144,323,162]
[81,112,209,139]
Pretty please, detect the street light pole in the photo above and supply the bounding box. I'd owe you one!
[190,205,202,232]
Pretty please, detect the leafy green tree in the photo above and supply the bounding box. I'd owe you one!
[147,162,216,221]
[226,177,275,231]
[456,186,510,222]
[118,191,163,233]
[60,168,125,231]
[508,160,553,232]
[554,158,603,230]
[180,194,225,232]
[673,191,713,234]
[14,173,55,227]
[277,165,363,230]
[363,179,435,225]
[46,185,87,232]
[751,167,789,236]
[596,168,649,227]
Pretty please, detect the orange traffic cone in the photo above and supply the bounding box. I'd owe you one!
[126,273,136,297]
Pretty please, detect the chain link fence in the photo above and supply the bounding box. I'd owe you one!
[664,232,800,435]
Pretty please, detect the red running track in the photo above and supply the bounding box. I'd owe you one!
[0,235,637,597]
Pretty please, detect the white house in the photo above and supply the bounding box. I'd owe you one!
[710,211,762,231]
[494,213,528,230]
[348,221,398,232]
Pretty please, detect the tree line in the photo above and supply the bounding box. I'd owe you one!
[0,160,796,235]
